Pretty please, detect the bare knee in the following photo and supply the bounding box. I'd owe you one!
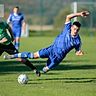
[16,58,26,63]
[16,58,23,62]
[15,37,20,42]
[33,52,40,59]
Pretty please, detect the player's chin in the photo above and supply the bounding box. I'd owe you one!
[73,34,77,37]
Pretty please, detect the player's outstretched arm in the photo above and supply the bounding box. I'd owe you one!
[75,50,84,56]
[65,11,89,23]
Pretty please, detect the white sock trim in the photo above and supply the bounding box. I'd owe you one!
[18,53,22,57]
[37,51,40,57]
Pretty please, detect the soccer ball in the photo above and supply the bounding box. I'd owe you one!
[18,74,28,84]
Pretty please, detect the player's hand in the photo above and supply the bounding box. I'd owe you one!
[76,50,84,56]
[0,38,7,44]
[80,11,89,17]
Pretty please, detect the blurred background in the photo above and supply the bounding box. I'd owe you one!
[1,1,96,96]
[0,0,96,37]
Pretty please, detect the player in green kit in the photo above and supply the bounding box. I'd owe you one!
[0,21,40,76]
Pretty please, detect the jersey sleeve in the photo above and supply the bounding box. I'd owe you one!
[75,37,82,51]
[62,21,71,33]
[75,43,81,51]
[7,14,12,24]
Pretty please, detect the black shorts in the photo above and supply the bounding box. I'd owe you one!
[0,43,18,56]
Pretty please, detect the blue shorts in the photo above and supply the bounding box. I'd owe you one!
[12,28,21,38]
[39,46,64,69]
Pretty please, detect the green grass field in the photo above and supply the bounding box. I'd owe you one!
[0,36,96,96]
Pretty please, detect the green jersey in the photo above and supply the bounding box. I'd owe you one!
[0,22,12,45]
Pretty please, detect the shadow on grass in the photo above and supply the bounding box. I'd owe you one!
[37,77,96,83]
[0,59,96,74]
[54,64,96,70]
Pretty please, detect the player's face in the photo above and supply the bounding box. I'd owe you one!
[13,7,19,13]
[71,25,80,36]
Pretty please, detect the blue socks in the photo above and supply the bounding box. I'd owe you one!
[14,52,34,59]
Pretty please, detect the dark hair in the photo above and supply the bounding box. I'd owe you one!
[14,6,19,9]
[73,21,81,27]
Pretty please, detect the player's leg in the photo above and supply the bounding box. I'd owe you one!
[42,58,61,73]
[14,46,50,59]
[36,46,53,73]
[4,52,35,59]
[42,58,50,73]
[0,44,4,57]
[3,43,41,76]
[42,51,63,73]
[4,46,51,73]
[14,37,20,50]
[16,58,41,77]
[14,51,40,59]
[4,46,51,59]
[13,28,21,50]
[12,46,52,73]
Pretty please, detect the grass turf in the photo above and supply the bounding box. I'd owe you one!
[0,36,96,96]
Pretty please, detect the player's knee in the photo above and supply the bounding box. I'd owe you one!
[16,58,22,62]
[34,52,40,58]
[15,37,20,42]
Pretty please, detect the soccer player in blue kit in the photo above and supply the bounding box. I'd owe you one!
[7,6,26,50]
[4,11,89,73]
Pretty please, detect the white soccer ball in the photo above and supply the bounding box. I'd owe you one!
[18,74,28,84]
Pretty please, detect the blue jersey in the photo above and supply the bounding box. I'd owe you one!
[14,21,82,69]
[53,22,81,58]
[7,13,24,29]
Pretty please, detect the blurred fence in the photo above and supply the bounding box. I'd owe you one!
[0,4,4,17]
[71,2,96,36]
[1,1,96,36]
